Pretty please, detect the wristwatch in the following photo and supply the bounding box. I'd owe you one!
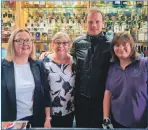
[102,118,114,129]
[103,118,111,126]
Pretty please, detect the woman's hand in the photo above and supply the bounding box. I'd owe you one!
[39,52,50,60]
[44,118,51,128]
[44,108,51,128]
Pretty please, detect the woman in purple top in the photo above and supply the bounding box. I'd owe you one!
[103,32,147,128]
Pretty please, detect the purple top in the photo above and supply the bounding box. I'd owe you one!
[106,57,148,128]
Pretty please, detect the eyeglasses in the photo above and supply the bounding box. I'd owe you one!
[13,39,33,45]
[54,41,69,46]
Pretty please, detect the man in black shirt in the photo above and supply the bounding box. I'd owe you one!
[70,7,111,128]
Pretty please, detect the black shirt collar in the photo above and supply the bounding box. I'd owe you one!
[86,32,104,40]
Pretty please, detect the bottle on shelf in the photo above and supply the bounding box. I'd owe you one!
[36,47,40,58]
[137,28,145,42]
[140,45,145,57]
[121,16,127,32]
[36,32,40,41]
[113,21,120,33]
[144,46,147,57]
[106,26,114,41]
[131,27,137,42]
[137,46,141,54]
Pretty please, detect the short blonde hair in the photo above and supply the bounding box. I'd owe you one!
[87,7,105,21]
[52,32,71,43]
[6,28,36,61]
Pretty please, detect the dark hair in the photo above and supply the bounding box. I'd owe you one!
[111,32,140,61]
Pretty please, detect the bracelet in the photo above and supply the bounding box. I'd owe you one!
[46,116,52,120]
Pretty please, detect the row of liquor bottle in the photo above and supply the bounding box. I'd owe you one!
[105,15,147,29]
[25,17,87,40]
[2,1,146,8]
[105,22,147,42]
[136,45,148,57]
[2,6,147,43]
[2,1,89,8]
[104,14,147,42]
[24,9,147,27]
[22,1,88,8]
[23,6,147,41]
[2,20,147,43]
[24,19,147,42]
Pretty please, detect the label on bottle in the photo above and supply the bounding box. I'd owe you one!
[121,23,127,32]
[138,32,144,41]
[145,32,147,41]
[36,32,40,41]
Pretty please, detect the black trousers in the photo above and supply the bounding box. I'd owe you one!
[111,117,128,128]
[111,114,147,128]
[75,95,103,128]
[51,112,74,128]
[19,115,34,128]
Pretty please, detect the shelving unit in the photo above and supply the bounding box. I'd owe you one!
[92,1,148,45]
[2,6,16,43]
[20,1,89,52]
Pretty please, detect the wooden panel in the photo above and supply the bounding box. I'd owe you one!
[2,43,8,49]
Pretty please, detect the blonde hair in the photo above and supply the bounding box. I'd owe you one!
[87,7,105,21]
[6,28,36,61]
[52,32,71,43]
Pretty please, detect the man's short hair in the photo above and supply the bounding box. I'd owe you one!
[87,7,105,21]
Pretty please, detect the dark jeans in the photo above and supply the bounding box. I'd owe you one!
[51,112,74,127]
[75,95,103,128]
[111,114,147,128]
[111,117,128,128]
[19,115,34,128]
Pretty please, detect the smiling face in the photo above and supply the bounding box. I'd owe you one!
[52,36,70,56]
[87,12,104,36]
[114,40,131,60]
[111,33,138,62]
[13,31,33,58]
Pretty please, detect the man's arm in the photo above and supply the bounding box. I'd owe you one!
[70,41,78,67]
[70,41,76,57]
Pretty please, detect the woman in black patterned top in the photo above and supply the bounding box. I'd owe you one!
[42,32,75,127]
